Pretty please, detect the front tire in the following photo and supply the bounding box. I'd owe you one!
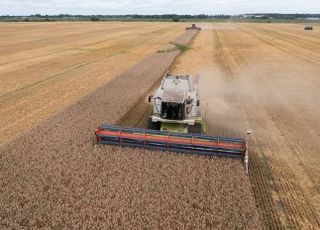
[188,123,202,134]
[148,119,160,130]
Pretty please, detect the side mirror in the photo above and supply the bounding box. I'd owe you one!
[148,95,153,102]
[197,100,200,106]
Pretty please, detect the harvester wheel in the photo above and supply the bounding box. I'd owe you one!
[148,119,160,130]
[188,123,202,134]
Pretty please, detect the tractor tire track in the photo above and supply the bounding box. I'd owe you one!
[239,26,320,68]
[215,29,284,229]
[220,24,320,229]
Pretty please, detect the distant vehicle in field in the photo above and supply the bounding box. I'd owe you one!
[304,25,313,31]
[186,24,201,30]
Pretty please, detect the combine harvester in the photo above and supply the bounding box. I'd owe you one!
[95,72,250,173]
[186,24,201,30]
[304,25,313,31]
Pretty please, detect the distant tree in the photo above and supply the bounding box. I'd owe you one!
[198,14,208,19]
[214,14,231,19]
[91,17,100,21]
[172,17,180,22]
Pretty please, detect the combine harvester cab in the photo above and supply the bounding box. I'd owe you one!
[148,72,203,134]
[95,72,250,173]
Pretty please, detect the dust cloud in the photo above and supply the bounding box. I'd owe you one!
[198,69,231,116]
[197,68,248,138]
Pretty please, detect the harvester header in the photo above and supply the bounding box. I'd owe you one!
[95,125,247,159]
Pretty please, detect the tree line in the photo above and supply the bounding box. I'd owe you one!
[0,14,319,22]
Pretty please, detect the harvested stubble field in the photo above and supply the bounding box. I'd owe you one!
[0,23,261,229]
[172,23,320,229]
[6,21,320,230]
[0,22,186,146]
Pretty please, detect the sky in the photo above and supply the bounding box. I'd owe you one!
[0,0,319,16]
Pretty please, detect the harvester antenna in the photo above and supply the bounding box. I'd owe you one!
[245,130,252,175]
